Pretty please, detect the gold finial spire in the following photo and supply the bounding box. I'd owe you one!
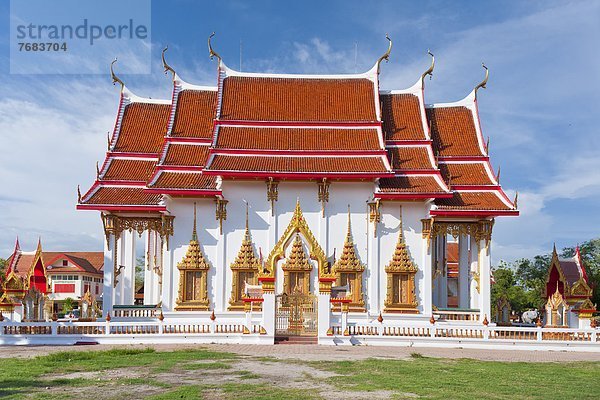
[244,200,249,231]
[421,49,435,84]
[96,161,100,178]
[496,166,501,183]
[77,185,81,203]
[376,33,392,74]
[514,191,518,209]
[346,204,351,238]
[107,132,111,150]
[208,32,222,63]
[161,46,176,78]
[474,62,489,97]
[486,136,490,153]
[110,58,125,89]
[192,202,198,241]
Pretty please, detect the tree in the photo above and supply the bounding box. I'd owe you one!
[135,256,145,292]
[492,267,534,314]
[63,297,75,313]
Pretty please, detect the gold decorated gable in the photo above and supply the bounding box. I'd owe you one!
[230,224,261,271]
[178,238,210,271]
[332,212,365,273]
[547,286,567,309]
[385,224,417,273]
[570,277,592,297]
[262,200,331,280]
[282,235,313,272]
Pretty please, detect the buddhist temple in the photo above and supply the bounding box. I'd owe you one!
[544,245,596,328]
[76,35,519,343]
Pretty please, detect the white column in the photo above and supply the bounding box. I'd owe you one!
[421,234,433,317]
[122,229,136,305]
[479,240,492,322]
[458,233,470,309]
[161,238,173,311]
[262,292,275,343]
[114,234,124,305]
[215,225,226,312]
[317,204,328,293]
[102,233,115,317]
[144,231,154,305]
[367,213,380,314]
[470,236,480,310]
[317,292,331,339]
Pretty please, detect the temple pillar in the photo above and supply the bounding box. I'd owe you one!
[458,233,470,308]
[216,224,227,312]
[161,238,173,311]
[478,240,491,321]
[470,236,480,310]
[102,232,115,317]
[367,213,380,314]
[262,292,275,342]
[144,230,154,305]
[421,233,433,317]
[122,229,136,305]
[318,292,331,339]
[435,234,448,308]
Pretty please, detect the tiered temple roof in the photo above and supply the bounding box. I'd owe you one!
[77,39,517,218]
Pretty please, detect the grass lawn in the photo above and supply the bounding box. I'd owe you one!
[0,347,597,399]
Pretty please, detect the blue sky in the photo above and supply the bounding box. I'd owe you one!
[0,0,598,263]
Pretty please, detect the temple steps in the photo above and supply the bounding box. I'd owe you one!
[275,336,318,345]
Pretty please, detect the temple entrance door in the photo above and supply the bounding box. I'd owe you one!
[275,292,318,337]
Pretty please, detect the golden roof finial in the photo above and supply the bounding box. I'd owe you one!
[192,202,198,241]
[110,58,125,89]
[107,132,111,150]
[77,185,82,203]
[421,49,435,84]
[244,200,249,231]
[495,166,501,183]
[346,204,352,238]
[513,191,518,209]
[161,46,176,78]
[96,161,100,179]
[376,33,392,74]
[474,62,489,97]
[208,32,222,63]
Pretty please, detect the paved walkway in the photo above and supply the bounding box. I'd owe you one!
[0,343,599,362]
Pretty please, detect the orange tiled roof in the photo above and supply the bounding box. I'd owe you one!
[219,77,377,122]
[8,253,35,279]
[113,103,170,153]
[103,159,156,181]
[381,94,426,140]
[208,155,388,173]
[84,187,162,205]
[435,191,512,211]
[378,175,447,193]
[150,172,218,190]
[439,163,494,186]
[215,127,381,151]
[162,144,210,167]
[387,146,433,170]
[44,252,104,274]
[170,90,217,138]
[427,106,484,157]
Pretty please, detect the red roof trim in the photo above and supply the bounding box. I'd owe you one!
[165,137,212,144]
[375,192,454,200]
[438,156,490,162]
[144,188,222,196]
[430,210,520,217]
[386,140,433,146]
[76,204,167,212]
[107,151,159,159]
[97,180,147,186]
[450,185,502,191]
[215,120,381,128]
[393,170,443,176]
[203,170,392,180]
[156,166,204,172]
[211,148,387,156]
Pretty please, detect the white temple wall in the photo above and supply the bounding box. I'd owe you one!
[377,201,429,316]
[162,182,432,316]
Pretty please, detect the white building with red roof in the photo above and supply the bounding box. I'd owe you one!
[76,36,519,343]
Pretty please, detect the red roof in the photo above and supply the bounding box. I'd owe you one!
[220,77,377,122]
[215,126,382,151]
[427,106,485,157]
[44,252,104,275]
[170,90,217,138]
[381,94,426,140]
[112,102,170,153]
